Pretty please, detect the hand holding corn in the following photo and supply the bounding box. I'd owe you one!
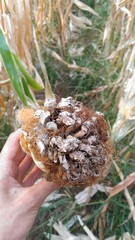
[0,129,57,239]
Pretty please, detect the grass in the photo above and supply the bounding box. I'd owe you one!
[105,160,135,238]
[29,151,135,239]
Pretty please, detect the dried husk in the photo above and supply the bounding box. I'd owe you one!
[18,97,112,187]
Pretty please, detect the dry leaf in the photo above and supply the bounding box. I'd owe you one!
[108,171,135,199]
[77,215,98,240]
[0,93,6,117]
[75,184,112,205]
[112,160,135,223]
[73,0,99,17]
[45,47,91,74]
[42,190,66,208]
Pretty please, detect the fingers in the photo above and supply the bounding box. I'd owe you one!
[30,179,59,206]
[15,148,26,166]
[22,166,41,187]
[1,129,22,163]
[17,155,33,183]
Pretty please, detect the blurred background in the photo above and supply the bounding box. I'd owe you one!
[0,0,135,239]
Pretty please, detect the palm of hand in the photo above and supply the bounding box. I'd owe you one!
[0,130,57,240]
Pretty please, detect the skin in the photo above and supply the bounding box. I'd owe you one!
[0,129,58,240]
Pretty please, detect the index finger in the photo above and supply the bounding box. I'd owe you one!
[0,129,22,163]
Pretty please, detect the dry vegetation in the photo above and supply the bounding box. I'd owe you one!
[0,0,135,239]
[103,0,135,142]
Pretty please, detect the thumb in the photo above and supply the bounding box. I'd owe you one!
[30,179,59,207]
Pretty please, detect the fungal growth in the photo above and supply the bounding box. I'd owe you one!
[18,97,112,186]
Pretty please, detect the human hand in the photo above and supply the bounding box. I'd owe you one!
[0,129,58,240]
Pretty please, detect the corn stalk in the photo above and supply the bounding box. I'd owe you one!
[0,0,46,108]
[103,0,135,142]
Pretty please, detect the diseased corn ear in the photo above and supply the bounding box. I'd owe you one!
[18,97,112,187]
